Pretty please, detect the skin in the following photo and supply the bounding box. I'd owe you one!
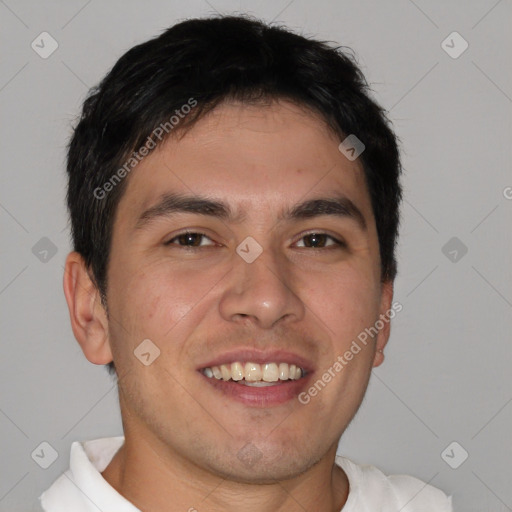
[64,100,393,512]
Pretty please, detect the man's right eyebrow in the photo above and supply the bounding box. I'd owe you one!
[134,193,245,230]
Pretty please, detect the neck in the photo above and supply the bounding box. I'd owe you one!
[102,432,349,512]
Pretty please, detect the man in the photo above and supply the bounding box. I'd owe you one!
[40,15,452,511]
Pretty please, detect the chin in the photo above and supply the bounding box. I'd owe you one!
[201,442,324,484]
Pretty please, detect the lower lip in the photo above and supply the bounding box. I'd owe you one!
[199,373,313,407]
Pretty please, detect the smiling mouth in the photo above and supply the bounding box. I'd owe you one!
[201,361,305,387]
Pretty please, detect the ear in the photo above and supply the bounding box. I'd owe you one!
[372,279,394,368]
[63,252,113,365]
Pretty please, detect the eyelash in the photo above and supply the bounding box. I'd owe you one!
[164,231,217,248]
[164,231,346,250]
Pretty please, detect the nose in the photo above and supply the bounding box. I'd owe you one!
[218,246,305,329]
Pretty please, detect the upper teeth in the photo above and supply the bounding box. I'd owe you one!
[202,362,304,382]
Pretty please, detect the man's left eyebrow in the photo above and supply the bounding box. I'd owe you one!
[281,196,367,231]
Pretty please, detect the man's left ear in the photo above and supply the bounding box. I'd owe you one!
[373,279,394,368]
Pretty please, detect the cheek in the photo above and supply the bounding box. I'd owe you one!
[109,262,220,342]
[306,265,381,343]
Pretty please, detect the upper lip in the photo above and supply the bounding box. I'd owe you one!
[197,348,315,373]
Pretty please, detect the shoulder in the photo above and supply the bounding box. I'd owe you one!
[386,473,453,511]
[336,456,453,512]
[39,436,131,512]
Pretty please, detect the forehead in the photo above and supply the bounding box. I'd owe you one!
[117,100,372,223]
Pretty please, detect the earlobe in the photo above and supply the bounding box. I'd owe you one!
[373,348,385,367]
[372,280,394,368]
[63,252,113,365]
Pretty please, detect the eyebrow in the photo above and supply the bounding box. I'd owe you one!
[135,192,367,231]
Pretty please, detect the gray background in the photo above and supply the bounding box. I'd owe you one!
[1,0,511,510]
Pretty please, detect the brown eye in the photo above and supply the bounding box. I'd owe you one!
[296,233,344,249]
[165,232,213,247]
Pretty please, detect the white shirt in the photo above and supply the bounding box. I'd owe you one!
[40,437,452,511]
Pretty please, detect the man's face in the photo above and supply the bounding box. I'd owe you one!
[105,100,392,482]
